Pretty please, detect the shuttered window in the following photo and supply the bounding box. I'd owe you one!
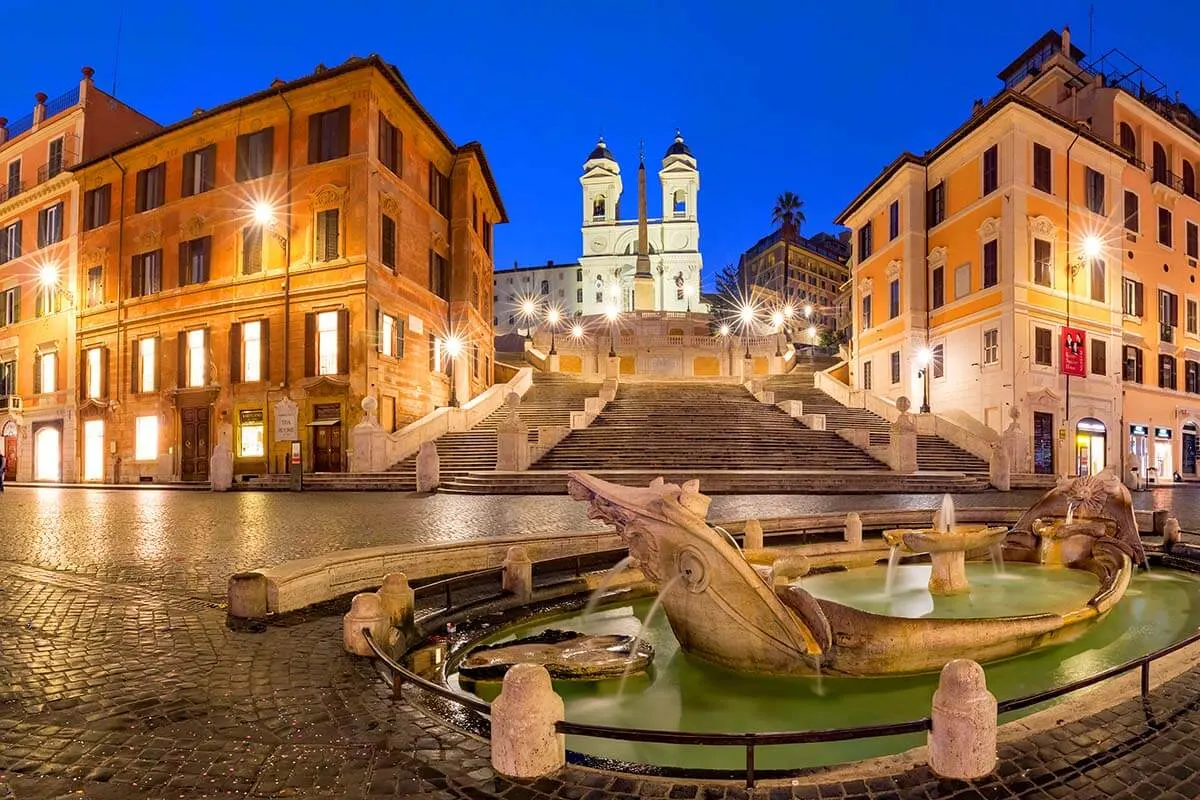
[308,106,350,164]
[236,128,273,181]
[84,184,111,230]
[243,226,263,274]
[315,209,339,262]
[381,214,396,271]
[304,309,349,376]
[179,237,211,286]
[181,144,216,197]
[135,164,166,212]
[379,113,401,175]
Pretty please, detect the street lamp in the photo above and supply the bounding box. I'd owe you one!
[771,309,785,356]
[519,298,540,341]
[604,304,620,357]
[570,322,585,341]
[916,346,932,414]
[738,303,755,360]
[37,262,74,309]
[684,283,695,313]
[444,333,464,407]
[545,306,561,355]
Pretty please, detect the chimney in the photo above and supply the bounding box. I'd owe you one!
[32,92,47,128]
[547,259,554,267]
[972,98,984,114]
[0,118,8,146]
[192,108,205,117]
[314,63,327,74]
[1061,26,1071,53]
[270,78,286,88]
[79,66,95,103]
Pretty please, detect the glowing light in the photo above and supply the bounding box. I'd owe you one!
[604,304,620,322]
[1082,235,1102,259]
[917,347,932,367]
[783,304,794,319]
[738,304,755,325]
[38,264,59,287]
[546,307,561,326]
[520,298,538,318]
[609,284,620,299]
[571,323,585,338]
[803,304,813,318]
[443,334,464,359]
[807,326,817,339]
[719,324,731,336]
[771,310,784,329]
[252,201,275,226]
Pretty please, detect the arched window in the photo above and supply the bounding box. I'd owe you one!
[592,195,606,221]
[1153,142,1168,184]
[1185,162,1197,198]
[1118,122,1137,156]
[672,189,686,216]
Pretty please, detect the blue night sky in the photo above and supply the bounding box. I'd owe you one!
[2,0,1196,289]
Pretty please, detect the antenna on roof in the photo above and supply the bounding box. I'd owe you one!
[111,4,124,96]
[1088,4,1094,54]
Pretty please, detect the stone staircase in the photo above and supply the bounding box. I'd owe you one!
[764,359,990,475]
[385,373,600,487]
[532,381,888,472]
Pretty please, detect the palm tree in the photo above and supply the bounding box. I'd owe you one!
[772,192,806,240]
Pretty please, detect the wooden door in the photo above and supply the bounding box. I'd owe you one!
[3,436,15,480]
[1033,412,1055,475]
[180,407,210,481]
[312,424,342,472]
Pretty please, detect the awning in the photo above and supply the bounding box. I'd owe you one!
[306,418,341,427]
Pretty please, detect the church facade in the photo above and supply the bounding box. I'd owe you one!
[493,133,702,331]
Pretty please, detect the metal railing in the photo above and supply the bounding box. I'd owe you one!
[0,181,23,203]
[37,152,77,184]
[362,549,1200,789]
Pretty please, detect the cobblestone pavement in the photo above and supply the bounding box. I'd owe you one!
[2,486,1200,799]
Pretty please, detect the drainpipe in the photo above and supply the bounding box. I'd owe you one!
[109,155,126,406]
[923,163,931,413]
[277,89,293,390]
[1065,129,1081,476]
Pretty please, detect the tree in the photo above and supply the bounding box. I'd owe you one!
[772,192,807,240]
[708,263,743,330]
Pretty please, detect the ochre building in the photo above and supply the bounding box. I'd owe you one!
[838,28,1200,481]
[68,55,504,482]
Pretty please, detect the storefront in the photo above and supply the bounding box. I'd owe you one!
[1184,422,1198,478]
[1130,424,1149,480]
[1,419,16,480]
[1153,426,1173,481]
[32,421,62,482]
[82,418,105,482]
[1074,418,1107,477]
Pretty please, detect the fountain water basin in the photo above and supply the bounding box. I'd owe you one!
[882,524,1008,595]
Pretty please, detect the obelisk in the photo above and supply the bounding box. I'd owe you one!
[633,143,655,312]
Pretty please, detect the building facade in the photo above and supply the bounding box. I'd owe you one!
[68,55,504,482]
[838,27,1200,482]
[492,259,581,332]
[0,69,157,482]
[738,229,850,334]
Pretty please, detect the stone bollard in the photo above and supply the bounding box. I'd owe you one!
[743,519,764,551]
[490,664,565,778]
[1164,517,1182,549]
[227,572,269,619]
[342,592,390,656]
[845,512,863,547]
[1153,509,1170,535]
[378,572,416,642]
[929,659,997,780]
[989,443,1011,492]
[503,546,534,601]
[416,441,440,492]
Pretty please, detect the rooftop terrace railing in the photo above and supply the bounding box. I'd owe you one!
[363,544,1200,789]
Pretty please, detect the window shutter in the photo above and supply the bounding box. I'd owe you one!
[203,145,216,191]
[37,210,45,249]
[375,308,383,353]
[177,333,187,389]
[131,343,139,394]
[201,329,209,385]
[182,152,195,197]
[53,203,62,242]
[261,127,275,175]
[314,212,326,262]
[11,221,18,259]
[1172,293,1180,327]
[304,312,316,377]
[131,255,143,298]
[337,309,350,374]
[10,286,18,323]
[32,353,41,395]
[154,336,162,391]
[396,319,404,359]
[307,113,321,164]
[136,169,146,212]
[336,106,350,157]
[396,129,403,177]
[179,242,189,287]
[1136,282,1145,317]
[101,347,109,399]
[326,210,339,260]
[261,319,271,384]
[236,135,248,182]
[229,322,242,383]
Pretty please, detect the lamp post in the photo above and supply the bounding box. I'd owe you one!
[771,309,785,357]
[604,305,620,358]
[444,333,464,407]
[37,263,74,309]
[519,298,540,342]
[545,307,561,355]
[917,346,932,414]
[738,303,755,360]
[685,283,695,313]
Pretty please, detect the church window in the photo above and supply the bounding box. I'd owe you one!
[673,190,686,216]
[593,195,606,221]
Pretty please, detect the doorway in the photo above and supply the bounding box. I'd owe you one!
[179,406,210,481]
[33,424,61,482]
[1153,427,1173,481]
[311,403,342,472]
[83,419,105,481]
[1074,418,1106,477]
[1184,422,1198,477]
[2,419,15,480]
[1033,412,1055,475]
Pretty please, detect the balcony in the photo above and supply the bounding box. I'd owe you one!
[0,395,22,412]
[1152,169,1184,194]
[36,141,78,184]
[0,181,24,203]
[1162,324,1176,344]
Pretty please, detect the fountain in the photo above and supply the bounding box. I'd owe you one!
[881,495,1008,595]
[558,470,1138,676]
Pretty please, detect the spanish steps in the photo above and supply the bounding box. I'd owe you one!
[763,357,990,475]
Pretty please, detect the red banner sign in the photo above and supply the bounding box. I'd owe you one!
[1062,327,1087,377]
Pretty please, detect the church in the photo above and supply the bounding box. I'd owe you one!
[494,133,703,330]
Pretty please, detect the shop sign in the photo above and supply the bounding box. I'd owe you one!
[1155,427,1173,439]
[1130,425,1149,436]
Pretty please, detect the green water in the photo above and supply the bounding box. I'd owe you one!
[455,567,1200,771]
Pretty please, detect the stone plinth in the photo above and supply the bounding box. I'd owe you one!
[889,397,918,474]
[928,550,969,594]
[228,572,268,619]
[547,353,560,372]
[415,441,440,492]
[497,427,530,471]
[342,592,390,656]
[929,659,997,780]
[989,442,1010,491]
[801,413,826,431]
[604,356,620,379]
[378,572,416,642]
[743,519,763,550]
[779,399,803,418]
[503,545,534,600]
[1164,517,1182,548]
[845,512,862,546]
[209,441,233,491]
[491,664,565,777]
